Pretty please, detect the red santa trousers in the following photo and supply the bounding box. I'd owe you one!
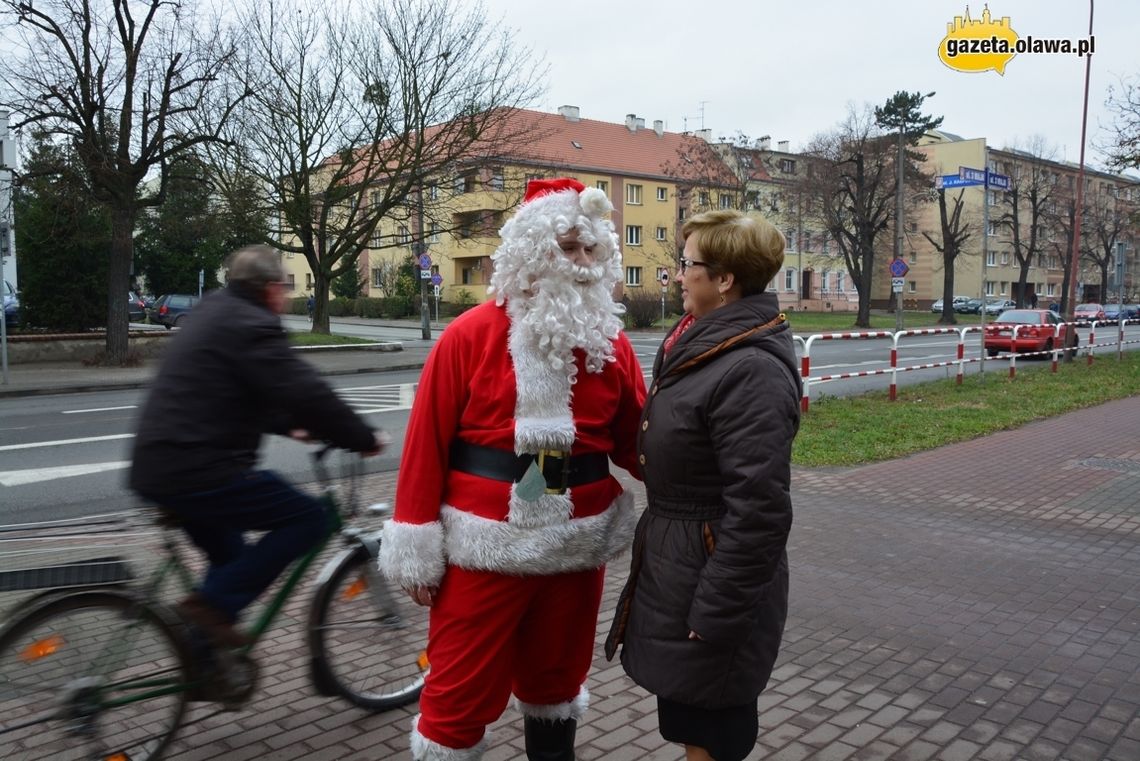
[415,565,605,751]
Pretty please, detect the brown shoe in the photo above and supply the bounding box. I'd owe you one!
[176,593,251,648]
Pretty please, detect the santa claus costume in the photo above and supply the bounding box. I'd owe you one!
[379,178,647,760]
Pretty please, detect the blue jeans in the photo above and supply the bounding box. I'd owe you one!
[151,470,330,621]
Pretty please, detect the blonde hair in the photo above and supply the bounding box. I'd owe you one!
[681,210,785,296]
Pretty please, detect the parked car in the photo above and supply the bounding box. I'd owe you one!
[2,280,18,329]
[957,298,984,314]
[983,299,1017,316]
[984,309,1068,357]
[148,293,201,329]
[1101,303,1140,321]
[931,295,969,313]
[128,291,148,322]
[1073,303,1106,324]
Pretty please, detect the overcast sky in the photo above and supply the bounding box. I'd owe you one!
[481,0,1136,171]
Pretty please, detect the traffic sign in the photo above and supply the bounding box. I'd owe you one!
[957,166,1010,191]
[431,273,443,286]
[418,254,432,270]
[987,173,1011,191]
[419,269,431,280]
[891,277,905,293]
[658,269,670,287]
[889,258,909,278]
[959,166,987,184]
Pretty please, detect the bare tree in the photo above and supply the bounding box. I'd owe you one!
[1081,185,1130,302]
[922,187,972,324]
[992,140,1059,307]
[796,107,899,328]
[0,0,245,362]
[200,0,542,334]
[1103,74,1140,171]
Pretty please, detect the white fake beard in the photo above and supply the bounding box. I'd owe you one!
[508,255,623,381]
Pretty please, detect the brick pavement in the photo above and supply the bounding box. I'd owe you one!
[143,395,1140,760]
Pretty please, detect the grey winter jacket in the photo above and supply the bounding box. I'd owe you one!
[606,292,800,709]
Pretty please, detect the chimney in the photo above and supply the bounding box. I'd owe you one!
[757,135,771,150]
[777,140,790,153]
[625,113,639,132]
[557,105,580,122]
[653,119,664,137]
[696,128,713,143]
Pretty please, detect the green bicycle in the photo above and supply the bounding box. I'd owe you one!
[0,448,429,761]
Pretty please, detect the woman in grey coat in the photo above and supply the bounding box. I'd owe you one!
[606,210,800,761]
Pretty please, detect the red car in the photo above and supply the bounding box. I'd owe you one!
[1073,303,1106,324]
[984,309,1067,357]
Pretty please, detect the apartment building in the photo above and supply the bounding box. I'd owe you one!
[282,107,736,305]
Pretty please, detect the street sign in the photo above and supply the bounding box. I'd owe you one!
[891,277,905,293]
[433,284,441,298]
[959,166,987,184]
[418,253,432,270]
[987,173,1011,191]
[431,273,443,286]
[936,174,981,189]
[419,269,431,280]
[659,269,670,287]
[889,258,909,278]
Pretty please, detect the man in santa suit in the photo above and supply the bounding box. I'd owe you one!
[379,177,647,760]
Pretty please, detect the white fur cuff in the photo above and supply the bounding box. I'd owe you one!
[377,520,446,589]
[410,715,487,760]
[514,685,590,722]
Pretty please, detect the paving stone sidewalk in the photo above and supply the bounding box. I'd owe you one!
[139,395,1140,761]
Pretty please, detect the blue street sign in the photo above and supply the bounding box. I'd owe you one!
[937,175,980,189]
[889,258,910,278]
[987,173,1011,191]
[418,253,432,270]
[957,166,1011,191]
[431,273,443,286]
[959,166,987,184]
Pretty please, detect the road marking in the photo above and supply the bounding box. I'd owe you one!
[0,433,135,452]
[62,405,138,415]
[0,461,130,486]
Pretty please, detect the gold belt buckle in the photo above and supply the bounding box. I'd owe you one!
[537,448,571,494]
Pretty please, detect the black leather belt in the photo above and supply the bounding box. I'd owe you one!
[449,441,609,495]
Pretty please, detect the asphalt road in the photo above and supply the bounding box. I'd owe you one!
[2,321,1136,526]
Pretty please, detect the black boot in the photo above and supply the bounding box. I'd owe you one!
[523,716,577,761]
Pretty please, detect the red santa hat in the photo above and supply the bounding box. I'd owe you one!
[522,177,586,203]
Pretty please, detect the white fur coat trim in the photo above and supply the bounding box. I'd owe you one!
[507,484,573,529]
[377,519,445,589]
[440,490,635,576]
[514,685,590,722]
[410,715,487,760]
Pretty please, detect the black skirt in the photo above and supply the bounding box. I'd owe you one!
[657,696,759,761]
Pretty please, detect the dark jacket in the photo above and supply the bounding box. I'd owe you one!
[129,283,376,497]
[607,292,800,709]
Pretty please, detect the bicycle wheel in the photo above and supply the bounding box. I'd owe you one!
[0,590,190,761]
[308,544,429,711]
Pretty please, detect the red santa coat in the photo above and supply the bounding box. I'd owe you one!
[379,301,646,588]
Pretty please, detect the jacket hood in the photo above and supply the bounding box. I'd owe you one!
[655,292,800,392]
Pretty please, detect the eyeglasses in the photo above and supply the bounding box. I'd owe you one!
[677,257,712,274]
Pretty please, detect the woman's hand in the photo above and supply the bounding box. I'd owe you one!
[405,585,438,607]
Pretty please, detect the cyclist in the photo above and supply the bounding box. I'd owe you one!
[129,245,385,648]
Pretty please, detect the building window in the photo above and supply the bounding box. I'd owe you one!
[655,226,667,241]
[985,281,995,296]
[656,187,668,201]
[719,194,735,209]
[780,158,796,174]
[488,167,504,191]
[986,251,996,266]
[1000,281,1008,295]
[372,268,384,288]
[455,173,476,193]
[429,223,440,243]
[285,274,295,290]
[698,191,710,206]
[836,271,845,292]
[596,180,608,194]
[784,268,796,291]
[987,220,998,237]
[428,184,439,201]
[626,184,643,205]
[908,280,917,293]
[398,226,411,245]
[305,273,313,288]
[678,207,687,220]
[908,250,917,263]
[785,229,796,251]
[1047,283,1056,296]
[820,270,829,292]
[626,225,642,246]
[625,266,642,287]
[370,229,382,248]
[1000,252,1009,265]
